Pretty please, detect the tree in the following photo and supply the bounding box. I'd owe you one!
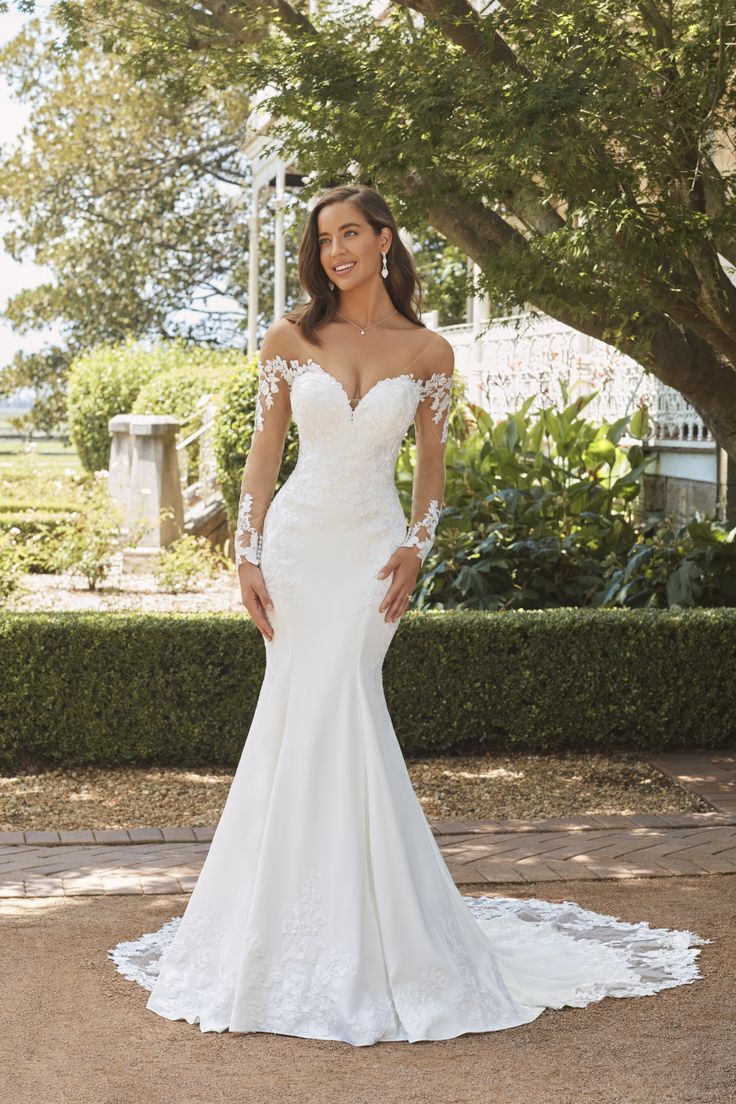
[0,12,467,432]
[0,17,302,428]
[20,0,736,458]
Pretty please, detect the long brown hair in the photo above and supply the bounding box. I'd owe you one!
[285,184,425,346]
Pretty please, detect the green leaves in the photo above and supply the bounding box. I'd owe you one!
[584,436,617,467]
[628,405,651,440]
[0,17,281,427]
[406,383,736,612]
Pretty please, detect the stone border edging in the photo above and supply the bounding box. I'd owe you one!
[2,809,735,847]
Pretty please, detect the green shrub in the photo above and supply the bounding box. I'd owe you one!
[66,336,161,473]
[213,354,300,528]
[0,530,23,603]
[51,472,150,590]
[132,349,243,421]
[601,513,736,607]
[0,510,72,573]
[67,336,249,475]
[410,383,656,610]
[1,607,734,770]
[153,533,229,593]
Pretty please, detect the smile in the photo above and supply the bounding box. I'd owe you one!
[333,262,356,273]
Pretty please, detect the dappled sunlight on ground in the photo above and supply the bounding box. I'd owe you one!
[0,751,714,831]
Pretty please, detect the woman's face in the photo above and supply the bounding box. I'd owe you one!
[316,201,392,290]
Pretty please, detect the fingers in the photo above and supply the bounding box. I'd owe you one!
[376,558,395,580]
[255,584,274,615]
[245,594,273,640]
[380,586,413,623]
[239,578,274,641]
[378,572,415,622]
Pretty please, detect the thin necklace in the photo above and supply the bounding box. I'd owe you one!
[335,308,397,336]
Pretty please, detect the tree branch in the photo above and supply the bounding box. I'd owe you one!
[392,0,531,75]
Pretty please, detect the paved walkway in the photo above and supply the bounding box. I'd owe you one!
[1,748,734,897]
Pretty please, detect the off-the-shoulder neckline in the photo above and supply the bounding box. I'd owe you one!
[259,355,451,414]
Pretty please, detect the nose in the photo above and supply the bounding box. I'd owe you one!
[329,238,345,258]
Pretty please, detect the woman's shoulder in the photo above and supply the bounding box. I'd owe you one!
[407,325,455,380]
[258,316,305,367]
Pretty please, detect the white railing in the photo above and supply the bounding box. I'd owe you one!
[439,314,714,449]
[176,395,221,509]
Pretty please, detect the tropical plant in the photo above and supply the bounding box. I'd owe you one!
[407,381,655,609]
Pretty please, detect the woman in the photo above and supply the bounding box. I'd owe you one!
[109,184,708,1046]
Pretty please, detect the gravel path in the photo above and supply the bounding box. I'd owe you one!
[0,751,712,832]
[3,876,731,1103]
[6,568,243,613]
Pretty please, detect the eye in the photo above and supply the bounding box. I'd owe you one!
[319,230,358,245]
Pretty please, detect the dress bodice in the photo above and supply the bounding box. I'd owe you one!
[234,352,454,570]
[264,355,430,437]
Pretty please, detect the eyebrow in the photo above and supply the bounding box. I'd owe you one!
[318,222,361,235]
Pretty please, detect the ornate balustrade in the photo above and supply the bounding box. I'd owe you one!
[438,315,713,449]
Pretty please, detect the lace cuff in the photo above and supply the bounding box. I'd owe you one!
[234,491,263,566]
[401,498,441,563]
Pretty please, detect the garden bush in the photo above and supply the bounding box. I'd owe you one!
[213,353,301,528]
[153,533,229,593]
[405,382,736,611]
[67,335,246,475]
[1,607,734,770]
[0,510,72,574]
[66,336,161,473]
[132,347,242,422]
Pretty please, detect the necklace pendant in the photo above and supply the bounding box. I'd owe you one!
[360,329,366,335]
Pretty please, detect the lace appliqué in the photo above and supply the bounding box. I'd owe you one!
[401,498,441,563]
[464,894,710,1003]
[393,908,522,1035]
[254,355,299,433]
[422,371,453,445]
[234,491,262,566]
[107,883,709,1043]
[230,870,400,1040]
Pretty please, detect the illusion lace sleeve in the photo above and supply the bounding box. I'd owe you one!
[400,344,455,563]
[234,353,293,567]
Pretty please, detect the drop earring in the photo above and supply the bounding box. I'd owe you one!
[381,251,388,279]
[328,279,334,290]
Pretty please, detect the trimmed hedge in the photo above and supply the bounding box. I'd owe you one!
[1,607,734,771]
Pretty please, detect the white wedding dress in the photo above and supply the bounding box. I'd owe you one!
[108,344,709,1046]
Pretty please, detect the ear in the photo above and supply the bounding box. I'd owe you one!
[380,225,393,252]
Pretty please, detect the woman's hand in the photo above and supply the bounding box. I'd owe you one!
[238,562,275,641]
[377,546,421,623]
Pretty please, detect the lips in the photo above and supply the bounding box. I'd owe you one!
[333,261,356,273]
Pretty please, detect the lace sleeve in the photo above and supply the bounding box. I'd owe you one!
[400,343,455,564]
[234,353,294,567]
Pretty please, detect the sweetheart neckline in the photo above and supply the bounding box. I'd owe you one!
[287,357,425,415]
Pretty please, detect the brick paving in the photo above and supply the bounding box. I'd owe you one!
[647,748,736,815]
[1,748,733,897]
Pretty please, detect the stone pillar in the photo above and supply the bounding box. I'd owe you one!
[107,414,184,572]
[108,415,134,514]
[716,444,736,525]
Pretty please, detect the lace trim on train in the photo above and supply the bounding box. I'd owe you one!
[108,888,709,1041]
